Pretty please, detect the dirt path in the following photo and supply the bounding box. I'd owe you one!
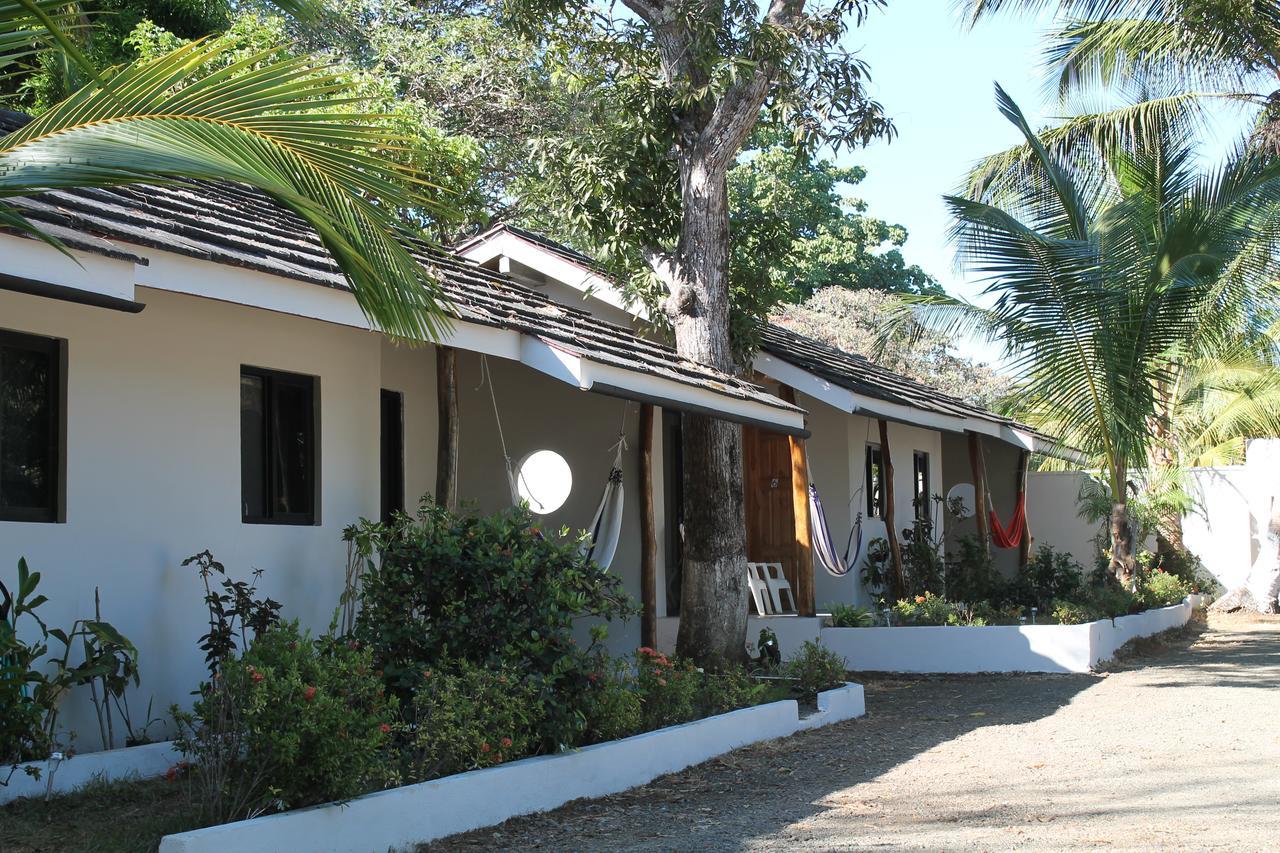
[430,613,1280,851]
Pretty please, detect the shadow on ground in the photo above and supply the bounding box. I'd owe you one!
[426,651,1117,850]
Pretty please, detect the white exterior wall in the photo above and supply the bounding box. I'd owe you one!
[451,350,651,655]
[0,286,431,746]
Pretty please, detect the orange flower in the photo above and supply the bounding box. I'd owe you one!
[480,742,491,753]
[303,686,317,702]
[915,595,926,604]
[379,723,391,734]
[501,737,513,748]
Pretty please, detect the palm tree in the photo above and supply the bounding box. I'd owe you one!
[962,1,1280,178]
[1,0,452,341]
[917,85,1280,584]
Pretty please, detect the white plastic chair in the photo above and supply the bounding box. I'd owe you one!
[756,562,797,615]
[746,563,772,615]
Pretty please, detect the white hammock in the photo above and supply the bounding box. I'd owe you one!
[481,356,627,570]
[579,444,625,570]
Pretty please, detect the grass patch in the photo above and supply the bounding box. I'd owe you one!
[0,776,202,853]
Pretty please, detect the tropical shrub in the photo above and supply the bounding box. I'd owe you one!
[404,662,543,780]
[634,647,700,731]
[696,665,769,717]
[1,559,141,773]
[183,550,282,680]
[860,537,892,600]
[1050,598,1097,625]
[172,622,396,822]
[353,499,635,749]
[1010,547,1085,613]
[892,592,986,626]
[581,660,643,744]
[945,535,1004,604]
[784,641,848,701]
[826,602,876,628]
[1138,569,1192,610]
[899,506,945,597]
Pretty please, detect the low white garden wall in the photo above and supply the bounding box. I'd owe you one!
[820,600,1194,674]
[158,683,865,853]
[1,740,179,805]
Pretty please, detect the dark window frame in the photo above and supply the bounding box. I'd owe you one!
[865,443,885,519]
[241,365,319,526]
[0,328,65,523]
[380,388,404,523]
[913,450,930,520]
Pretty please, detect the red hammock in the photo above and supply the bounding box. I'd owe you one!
[990,492,1027,549]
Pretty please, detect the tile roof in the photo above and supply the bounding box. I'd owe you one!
[0,111,796,416]
[760,323,1057,443]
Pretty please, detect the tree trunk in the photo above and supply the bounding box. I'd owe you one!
[968,432,991,559]
[878,419,906,600]
[668,156,749,668]
[435,346,459,510]
[1110,501,1137,586]
[639,404,659,649]
[1016,449,1032,572]
[1148,424,1184,562]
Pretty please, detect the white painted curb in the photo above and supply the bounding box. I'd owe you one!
[158,684,864,853]
[820,600,1194,674]
[1,740,179,805]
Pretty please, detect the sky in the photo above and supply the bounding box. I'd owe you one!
[832,1,1056,364]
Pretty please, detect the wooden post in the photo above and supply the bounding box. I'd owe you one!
[779,386,815,617]
[639,404,658,649]
[435,346,459,509]
[1016,449,1032,571]
[968,431,990,557]
[878,418,906,600]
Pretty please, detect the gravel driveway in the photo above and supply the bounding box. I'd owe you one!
[430,613,1280,851]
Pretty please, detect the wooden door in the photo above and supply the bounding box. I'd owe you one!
[743,426,799,611]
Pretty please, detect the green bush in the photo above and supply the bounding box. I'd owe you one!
[172,622,396,822]
[1050,598,1098,624]
[945,535,1005,604]
[351,500,635,749]
[581,660,642,744]
[784,641,848,702]
[826,602,876,628]
[892,592,985,626]
[404,662,543,780]
[634,647,700,730]
[1138,568,1191,609]
[695,665,768,717]
[1010,547,1085,612]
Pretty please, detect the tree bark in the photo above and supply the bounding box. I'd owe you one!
[1016,449,1032,572]
[878,419,906,600]
[1110,501,1138,586]
[968,432,991,559]
[670,159,750,668]
[435,345,459,510]
[639,404,659,648]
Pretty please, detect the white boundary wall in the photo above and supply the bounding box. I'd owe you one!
[819,601,1194,674]
[1,741,179,805]
[156,684,864,853]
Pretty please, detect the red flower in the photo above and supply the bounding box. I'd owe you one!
[480,742,491,753]
[303,686,317,702]
[501,737,513,748]
[379,723,391,734]
[252,671,265,683]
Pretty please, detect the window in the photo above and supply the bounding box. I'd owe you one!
[241,367,317,524]
[865,444,885,519]
[515,449,573,514]
[380,389,404,523]
[0,330,63,522]
[913,450,930,520]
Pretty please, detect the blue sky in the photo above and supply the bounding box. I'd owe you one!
[834,1,1054,362]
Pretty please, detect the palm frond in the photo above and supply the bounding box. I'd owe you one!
[0,38,454,341]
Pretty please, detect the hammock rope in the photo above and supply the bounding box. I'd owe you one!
[989,491,1027,549]
[804,438,866,578]
[480,356,627,568]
